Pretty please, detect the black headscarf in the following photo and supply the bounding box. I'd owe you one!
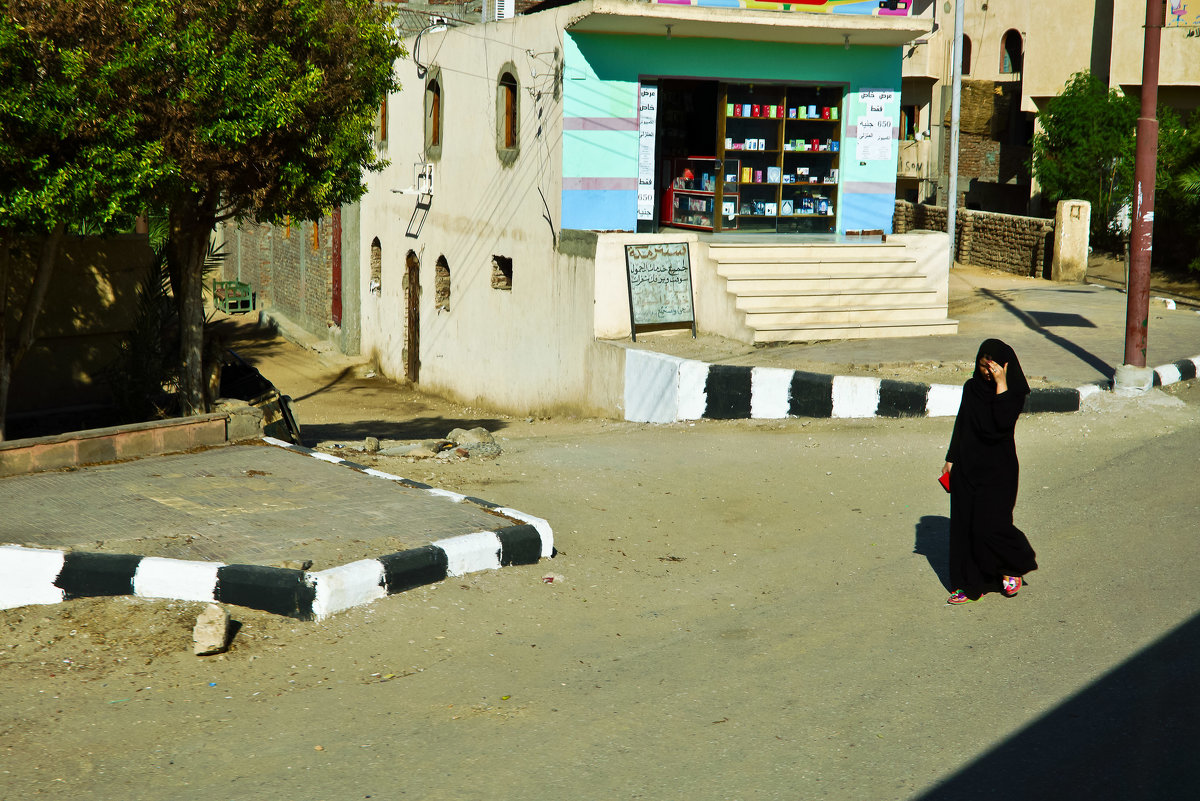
[969,338,1029,399]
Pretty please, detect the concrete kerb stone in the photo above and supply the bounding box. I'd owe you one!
[622,348,1200,423]
[0,437,554,621]
[1152,355,1200,388]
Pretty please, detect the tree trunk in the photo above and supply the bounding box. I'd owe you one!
[167,202,215,417]
[0,224,66,441]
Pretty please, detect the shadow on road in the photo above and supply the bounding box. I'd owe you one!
[980,288,1114,379]
[913,515,951,591]
[916,610,1200,800]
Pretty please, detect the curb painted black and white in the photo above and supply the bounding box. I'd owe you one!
[1152,355,1200,387]
[623,349,1101,423]
[0,437,553,620]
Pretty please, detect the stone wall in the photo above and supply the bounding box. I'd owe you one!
[222,216,330,330]
[894,200,1055,277]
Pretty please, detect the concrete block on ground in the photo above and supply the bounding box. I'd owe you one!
[193,603,231,655]
[225,403,265,441]
[1052,200,1090,283]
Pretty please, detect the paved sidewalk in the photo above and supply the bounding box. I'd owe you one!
[2,442,513,565]
[619,264,1200,422]
[765,266,1200,389]
[0,439,553,619]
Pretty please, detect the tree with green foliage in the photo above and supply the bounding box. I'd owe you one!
[1154,108,1200,272]
[1031,71,1138,248]
[0,0,165,440]
[126,0,405,415]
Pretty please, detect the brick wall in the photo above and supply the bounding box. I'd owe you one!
[221,216,335,340]
[894,201,1055,278]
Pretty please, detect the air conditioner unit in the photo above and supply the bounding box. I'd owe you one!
[415,163,434,196]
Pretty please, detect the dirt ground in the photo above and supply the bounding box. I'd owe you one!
[3,264,1200,799]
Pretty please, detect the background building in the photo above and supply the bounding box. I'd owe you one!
[898,0,1200,214]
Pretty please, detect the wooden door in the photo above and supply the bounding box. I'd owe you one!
[331,209,342,326]
[405,252,420,383]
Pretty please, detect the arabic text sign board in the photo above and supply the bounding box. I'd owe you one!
[624,242,696,341]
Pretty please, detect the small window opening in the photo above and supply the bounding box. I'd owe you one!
[376,94,389,146]
[370,237,382,295]
[425,76,442,155]
[961,35,972,75]
[500,72,518,149]
[435,256,451,311]
[491,255,513,290]
[901,105,919,140]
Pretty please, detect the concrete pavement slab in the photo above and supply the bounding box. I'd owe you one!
[0,438,553,619]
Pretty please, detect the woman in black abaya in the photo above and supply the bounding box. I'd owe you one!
[940,338,1038,604]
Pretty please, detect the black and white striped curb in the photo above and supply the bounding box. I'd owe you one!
[1153,355,1200,387]
[623,349,1097,423]
[0,437,553,620]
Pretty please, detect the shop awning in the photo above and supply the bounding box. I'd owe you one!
[564,0,932,47]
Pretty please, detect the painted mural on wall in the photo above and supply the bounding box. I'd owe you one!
[1166,0,1200,27]
[654,0,912,16]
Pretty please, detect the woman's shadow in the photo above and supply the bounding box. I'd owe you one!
[914,515,952,591]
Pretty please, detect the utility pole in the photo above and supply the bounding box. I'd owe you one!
[945,0,964,276]
[1115,0,1163,392]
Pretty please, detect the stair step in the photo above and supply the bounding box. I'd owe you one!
[711,255,918,265]
[715,272,931,281]
[734,287,935,298]
[707,242,907,251]
[746,306,952,326]
[752,318,960,343]
[738,298,941,315]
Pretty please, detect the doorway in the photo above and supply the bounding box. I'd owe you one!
[654,79,720,228]
[331,209,342,327]
[404,251,420,383]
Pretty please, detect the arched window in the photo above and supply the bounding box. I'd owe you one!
[496,66,520,164]
[435,256,450,312]
[424,72,442,158]
[961,35,972,75]
[1000,30,1023,75]
[369,237,382,295]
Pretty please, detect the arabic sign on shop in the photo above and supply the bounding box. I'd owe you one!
[855,88,897,162]
[637,85,658,222]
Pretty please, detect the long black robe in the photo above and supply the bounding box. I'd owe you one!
[945,339,1038,598]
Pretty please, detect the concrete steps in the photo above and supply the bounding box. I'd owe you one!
[707,240,956,343]
[752,318,960,343]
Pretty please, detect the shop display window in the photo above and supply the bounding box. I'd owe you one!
[664,157,738,231]
[716,82,843,233]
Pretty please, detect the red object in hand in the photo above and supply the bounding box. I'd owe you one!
[938,472,951,493]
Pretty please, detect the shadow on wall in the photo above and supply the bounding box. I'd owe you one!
[917,609,1200,799]
[7,235,154,417]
